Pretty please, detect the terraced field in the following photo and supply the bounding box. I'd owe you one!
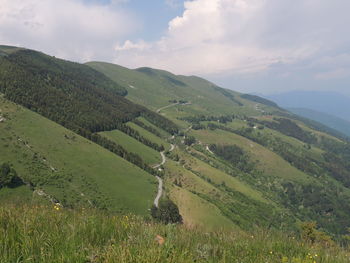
[99,129,161,165]
[126,122,171,150]
[0,96,157,215]
[190,128,311,182]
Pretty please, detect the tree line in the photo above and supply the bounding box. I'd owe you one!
[0,163,24,188]
[0,49,178,176]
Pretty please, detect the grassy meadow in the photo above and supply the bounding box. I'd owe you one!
[126,122,171,150]
[0,204,349,263]
[0,96,157,215]
[99,129,161,166]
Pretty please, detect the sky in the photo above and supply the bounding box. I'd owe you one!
[1,0,350,96]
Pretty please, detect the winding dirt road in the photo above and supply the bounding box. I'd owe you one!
[206,145,214,154]
[153,144,175,207]
[156,103,179,113]
[153,176,163,207]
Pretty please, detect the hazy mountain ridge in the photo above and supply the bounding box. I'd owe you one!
[266,90,350,122]
[288,107,350,137]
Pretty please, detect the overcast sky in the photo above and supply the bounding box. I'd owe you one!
[1,0,350,95]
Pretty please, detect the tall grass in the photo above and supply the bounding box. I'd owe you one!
[0,204,349,263]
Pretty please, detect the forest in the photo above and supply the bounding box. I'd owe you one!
[255,117,317,144]
[0,49,178,175]
[209,144,255,173]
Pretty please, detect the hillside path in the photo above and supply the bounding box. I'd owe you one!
[156,103,179,113]
[154,176,163,207]
[153,144,175,207]
[206,145,214,154]
[153,152,166,169]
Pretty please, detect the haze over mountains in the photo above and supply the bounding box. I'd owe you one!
[266,90,350,122]
[287,108,350,137]
[263,90,350,137]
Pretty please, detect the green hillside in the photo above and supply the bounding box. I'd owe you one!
[99,129,161,165]
[89,60,350,237]
[1,47,350,241]
[126,122,171,151]
[0,46,180,177]
[86,62,267,116]
[0,96,156,215]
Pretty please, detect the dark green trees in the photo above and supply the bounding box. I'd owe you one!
[151,199,182,224]
[209,144,255,173]
[184,136,196,146]
[0,163,24,188]
[0,48,178,176]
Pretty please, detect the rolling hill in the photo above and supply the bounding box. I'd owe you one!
[1,46,350,240]
[86,62,261,116]
[0,95,156,215]
[89,60,350,236]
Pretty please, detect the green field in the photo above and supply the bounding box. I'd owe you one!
[136,117,171,138]
[126,122,171,150]
[190,128,311,182]
[176,149,269,203]
[99,129,161,165]
[0,97,156,215]
[86,61,267,116]
[169,185,238,230]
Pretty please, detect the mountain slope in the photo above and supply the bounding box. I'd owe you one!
[86,62,266,116]
[2,47,350,237]
[0,46,180,176]
[0,95,156,214]
[90,60,350,236]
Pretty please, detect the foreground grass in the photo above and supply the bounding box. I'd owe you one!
[1,205,349,263]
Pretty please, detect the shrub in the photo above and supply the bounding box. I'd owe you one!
[0,162,24,188]
[300,221,334,247]
[151,199,182,224]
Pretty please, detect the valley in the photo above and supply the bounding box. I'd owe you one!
[1,46,350,257]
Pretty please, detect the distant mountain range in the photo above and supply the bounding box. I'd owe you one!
[288,108,350,137]
[264,90,350,137]
[266,90,350,122]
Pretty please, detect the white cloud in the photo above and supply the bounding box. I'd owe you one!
[113,0,350,77]
[115,40,150,51]
[0,0,138,61]
[1,0,350,89]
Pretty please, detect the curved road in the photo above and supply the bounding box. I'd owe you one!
[153,144,175,207]
[153,151,166,169]
[156,103,179,113]
[154,176,163,207]
[206,145,214,154]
